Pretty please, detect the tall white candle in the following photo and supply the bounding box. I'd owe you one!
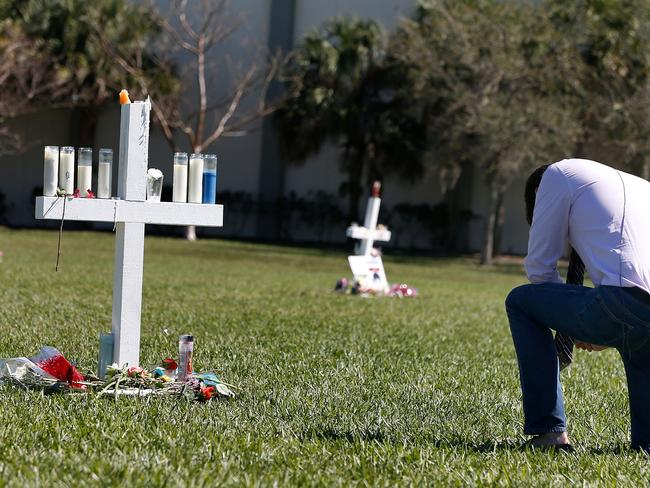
[43,146,59,196]
[173,152,188,203]
[59,146,75,195]
[188,153,203,203]
[77,147,93,197]
[97,148,113,199]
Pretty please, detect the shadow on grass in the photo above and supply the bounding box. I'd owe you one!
[299,429,639,455]
[299,429,518,452]
[586,444,645,456]
[301,429,386,443]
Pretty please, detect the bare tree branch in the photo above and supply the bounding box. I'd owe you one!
[149,0,199,53]
[92,0,285,186]
[200,69,252,150]
[178,0,199,41]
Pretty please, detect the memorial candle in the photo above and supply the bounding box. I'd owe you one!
[59,146,75,194]
[202,154,217,204]
[188,153,203,203]
[146,168,163,202]
[172,152,188,202]
[97,148,113,199]
[43,146,59,196]
[177,335,194,381]
[77,147,93,197]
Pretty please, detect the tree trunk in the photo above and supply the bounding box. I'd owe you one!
[492,189,505,258]
[480,181,499,265]
[185,224,197,241]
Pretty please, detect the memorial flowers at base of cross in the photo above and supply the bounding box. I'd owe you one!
[334,278,418,298]
[98,362,236,401]
[388,283,418,297]
[0,347,236,402]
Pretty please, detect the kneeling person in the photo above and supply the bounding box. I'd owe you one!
[506,158,650,450]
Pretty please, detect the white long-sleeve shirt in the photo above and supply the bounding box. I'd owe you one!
[525,158,650,293]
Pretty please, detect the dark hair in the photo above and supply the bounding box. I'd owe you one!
[525,164,550,226]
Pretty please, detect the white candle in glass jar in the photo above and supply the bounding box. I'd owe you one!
[97,148,113,199]
[77,147,93,197]
[173,152,188,202]
[43,146,59,196]
[188,153,203,203]
[59,146,75,194]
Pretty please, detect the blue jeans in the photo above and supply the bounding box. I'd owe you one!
[506,283,650,449]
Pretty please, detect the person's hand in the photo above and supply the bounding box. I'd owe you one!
[575,341,608,352]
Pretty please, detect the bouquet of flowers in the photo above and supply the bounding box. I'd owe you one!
[0,347,235,402]
[334,278,418,298]
[96,362,235,400]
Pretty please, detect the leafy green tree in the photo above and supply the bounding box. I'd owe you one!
[611,85,650,179]
[276,17,428,222]
[0,0,171,147]
[391,0,580,263]
[546,0,650,178]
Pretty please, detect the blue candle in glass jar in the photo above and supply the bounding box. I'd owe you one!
[202,154,217,204]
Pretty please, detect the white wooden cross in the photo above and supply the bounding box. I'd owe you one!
[34,98,223,367]
[346,181,391,255]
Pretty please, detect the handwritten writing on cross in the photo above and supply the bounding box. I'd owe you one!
[35,99,223,367]
[345,181,391,256]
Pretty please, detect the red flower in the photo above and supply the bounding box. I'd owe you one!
[162,358,178,370]
[72,188,81,198]
[86,190,95,198]
[200,386,215,401]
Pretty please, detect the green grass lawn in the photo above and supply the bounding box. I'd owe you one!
[0,228,647,486]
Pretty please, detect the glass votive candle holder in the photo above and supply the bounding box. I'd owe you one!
[98,149,113,199]
[146,168,164,202]
[202,154,217,204]
[59,146,75,195]
[77,147,93,197]
[172,152,188,203]
[43,146,59,196]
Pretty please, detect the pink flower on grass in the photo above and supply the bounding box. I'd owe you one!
[127,366,146,378]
